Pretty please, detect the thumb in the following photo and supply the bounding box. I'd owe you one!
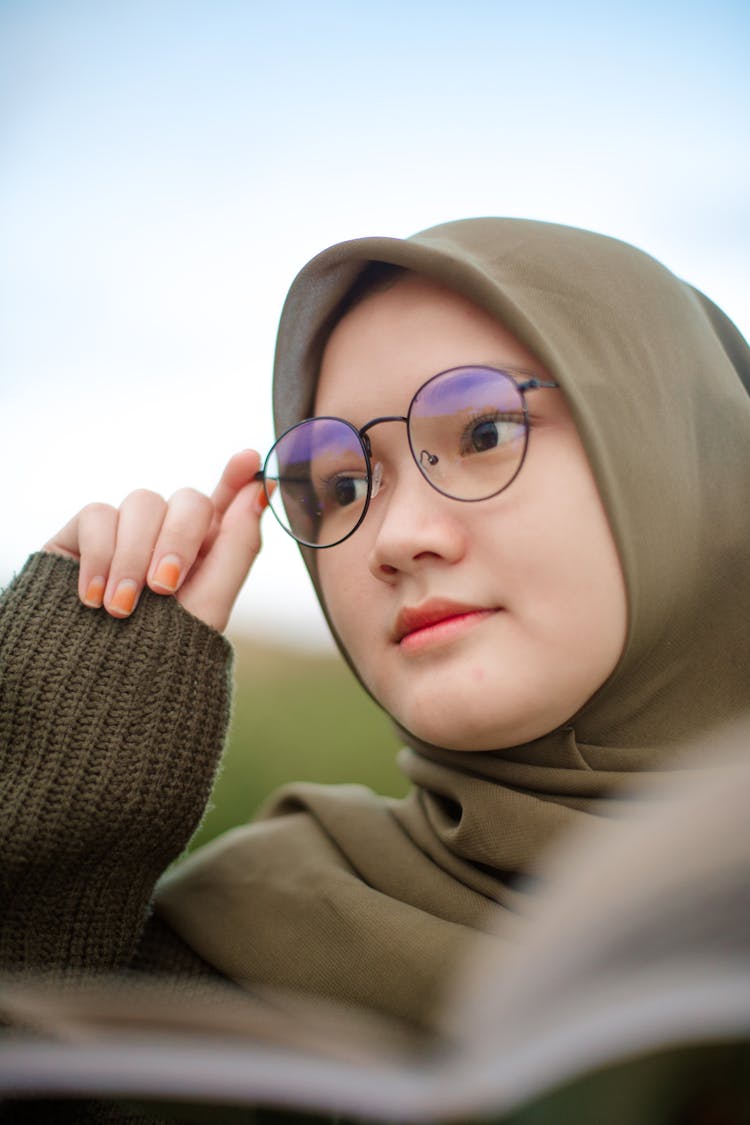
[177,480,268,632]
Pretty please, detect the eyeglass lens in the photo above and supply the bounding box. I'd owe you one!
[264,366,529,548]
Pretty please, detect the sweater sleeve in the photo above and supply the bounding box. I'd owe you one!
[0,552,233,977]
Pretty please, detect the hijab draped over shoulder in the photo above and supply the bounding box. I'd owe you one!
[157,219,750,1031]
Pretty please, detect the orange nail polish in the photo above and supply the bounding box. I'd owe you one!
[83,576,105,608]
[255,480,276,514]
[152,555,182,592]
[110,580,138,616]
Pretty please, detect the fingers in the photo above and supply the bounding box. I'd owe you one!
[146,488,214,594]
[197,448,266,561]
[46,488,220,619]
[45,503,119,607]
[102,488,216,618]
[102,489,167,617]
[172,449,269,631]
[43,450,270,630]
[77,504,119,607]
[178,477,266,633]
[211,449,263,517]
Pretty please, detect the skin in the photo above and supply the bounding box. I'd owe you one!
[314,275,629,751]
[48,272,627,752]
[46,449,266,634]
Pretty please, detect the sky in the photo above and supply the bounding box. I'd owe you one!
[1,0,748,648]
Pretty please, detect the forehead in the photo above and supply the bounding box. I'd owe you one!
[315,273,545,417]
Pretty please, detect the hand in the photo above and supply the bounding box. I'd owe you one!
[44,450,268,633]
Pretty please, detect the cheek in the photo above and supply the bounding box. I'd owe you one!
[317,542,398,707]
[317,549,371,656]
[492,433,628,671]
[531,466,627,668]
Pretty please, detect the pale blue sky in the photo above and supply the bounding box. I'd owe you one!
[2,0,748,645]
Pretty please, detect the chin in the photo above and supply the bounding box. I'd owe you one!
[395,702,525,753]
[385,677,567,752]
[366,653,573,752]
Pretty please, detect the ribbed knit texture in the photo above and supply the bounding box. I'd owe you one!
[0,552,232,978]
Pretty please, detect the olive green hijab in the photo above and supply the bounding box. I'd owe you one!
[158,219,750,1032]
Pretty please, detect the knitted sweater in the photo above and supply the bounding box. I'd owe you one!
[2,557,749,1124]
[0,551,231,983]
[0,553,244,1122]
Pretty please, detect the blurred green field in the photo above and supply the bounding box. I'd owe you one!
[189,632,408,850]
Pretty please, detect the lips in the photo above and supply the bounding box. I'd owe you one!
[393,599,496,645]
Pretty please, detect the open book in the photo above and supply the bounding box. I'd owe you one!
[2,723,749,1122]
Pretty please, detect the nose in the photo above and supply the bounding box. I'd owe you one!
[366,459,467,581]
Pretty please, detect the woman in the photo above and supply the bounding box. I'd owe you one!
[1,218,748,1040]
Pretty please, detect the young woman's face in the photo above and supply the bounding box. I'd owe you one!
[315,275,628,750]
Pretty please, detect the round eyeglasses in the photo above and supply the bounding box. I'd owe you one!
[255,365,558,548]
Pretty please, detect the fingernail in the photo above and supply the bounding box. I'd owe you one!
[254,480,276,515]
[152,554,182,592]
[83,576,105,608]
[110,579,138,616]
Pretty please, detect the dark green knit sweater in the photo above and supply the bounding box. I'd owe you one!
[0,553,240,1121]
[0,551,234,979]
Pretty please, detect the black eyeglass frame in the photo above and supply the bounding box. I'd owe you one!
[254,366,559,548]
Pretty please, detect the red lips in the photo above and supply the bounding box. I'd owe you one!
[393,599,495,644]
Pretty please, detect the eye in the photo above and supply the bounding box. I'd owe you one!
[460,413,524,456]
[327,473,369,508]
[470,419,500,452]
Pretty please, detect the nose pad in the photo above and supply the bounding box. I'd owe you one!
[370,460,384,499]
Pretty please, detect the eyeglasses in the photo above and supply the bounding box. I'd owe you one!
[255,365,558,548]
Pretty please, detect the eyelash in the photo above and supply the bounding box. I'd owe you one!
[458,410,526,454]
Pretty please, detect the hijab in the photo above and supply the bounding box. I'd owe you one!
[157,219,750,1032]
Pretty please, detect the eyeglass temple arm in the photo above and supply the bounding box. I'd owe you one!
[254,470,316,488]
[518,378,558,392]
